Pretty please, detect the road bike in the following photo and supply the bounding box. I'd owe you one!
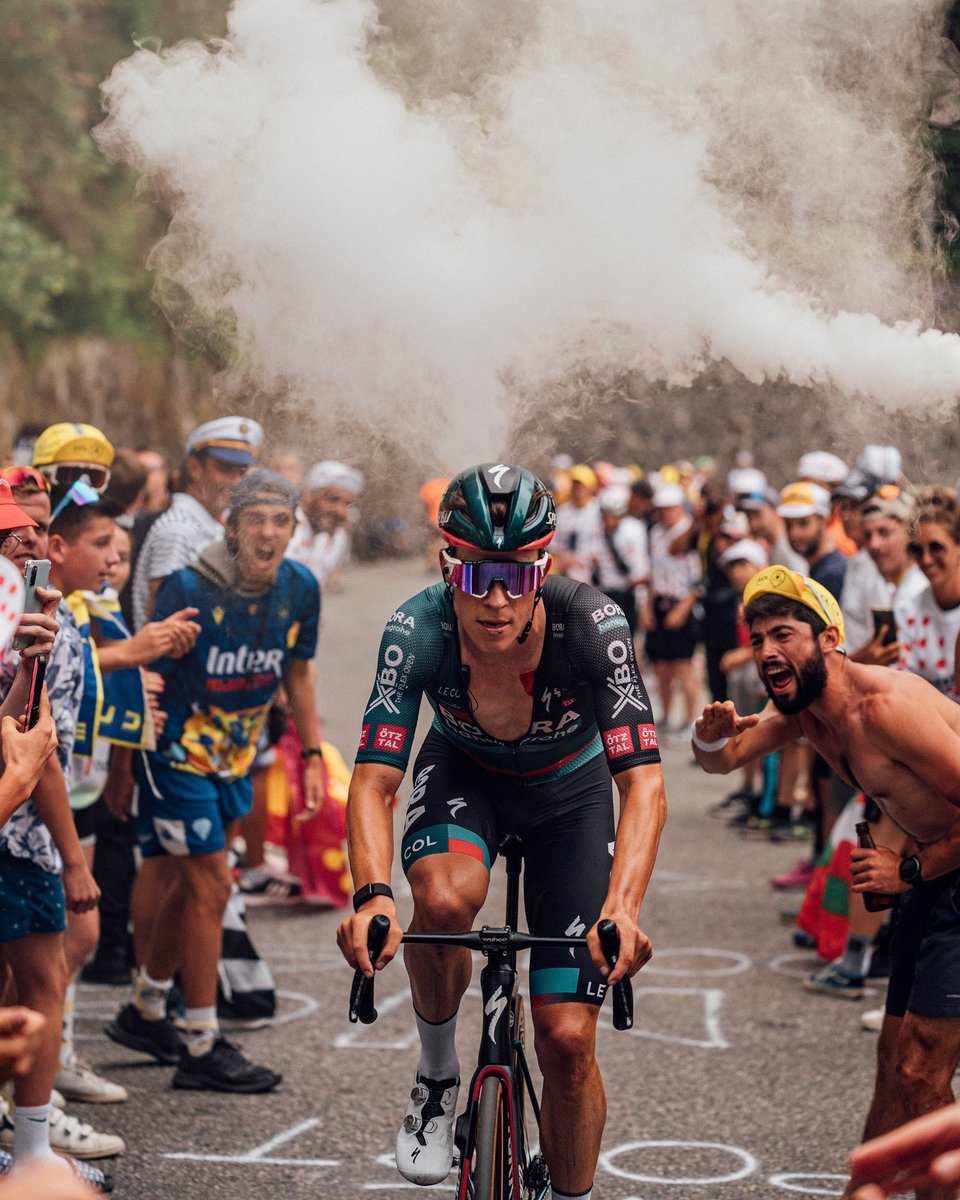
[348,835,634,1199]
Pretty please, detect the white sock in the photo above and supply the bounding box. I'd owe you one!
[59,982,76,1069]
[133,968,172,1019]
[415,1010,459,1082]
[183,1006,218,1057]
[552,1190,592,1200]
[12,1103,55,1163]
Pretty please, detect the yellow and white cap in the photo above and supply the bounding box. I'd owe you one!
[185,416,263,466]
[743,565,845,647]
[32,423,114,468]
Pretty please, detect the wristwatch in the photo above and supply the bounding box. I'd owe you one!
[352,882,394,912]
[301,747,324,761]
[898,855,922,886]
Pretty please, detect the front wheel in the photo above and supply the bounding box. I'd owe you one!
[470,1075,512,1199]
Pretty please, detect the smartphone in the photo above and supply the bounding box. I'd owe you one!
[871,607,898,646]
[23,655,46,731]
[11,559,51,652]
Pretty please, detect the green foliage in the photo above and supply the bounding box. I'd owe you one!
[0,0,226,351]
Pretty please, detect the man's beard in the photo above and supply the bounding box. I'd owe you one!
[763,644,828,715]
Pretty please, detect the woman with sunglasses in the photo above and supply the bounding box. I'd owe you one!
[337,463,667,1200]
[895,488,960,696]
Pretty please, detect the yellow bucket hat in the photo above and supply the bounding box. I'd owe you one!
[742,564,845,648]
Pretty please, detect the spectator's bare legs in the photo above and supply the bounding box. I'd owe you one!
[3,934,67,1107]
[651,661,674,726]
[858,1015,960,1200]
[177,851,233,1009]
[673,657,700,725]
[131,857,180,970]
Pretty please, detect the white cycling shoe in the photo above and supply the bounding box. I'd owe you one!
[395,1075,459,1186]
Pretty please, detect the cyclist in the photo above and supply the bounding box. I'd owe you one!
[337,463,666,1199]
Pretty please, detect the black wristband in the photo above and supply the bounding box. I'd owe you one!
[352,882,394,913]
[301,747,324,761]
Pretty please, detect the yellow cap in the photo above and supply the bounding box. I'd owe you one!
[658,464,680,484]
[569,464,598,490]
[742,564,845,647]
[32,423,114,469]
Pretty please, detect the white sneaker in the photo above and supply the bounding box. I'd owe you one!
[395,1075,459,1186]
[861,1007,885,1032]
[48,1106,125,1159]
[55,1056,128,1104]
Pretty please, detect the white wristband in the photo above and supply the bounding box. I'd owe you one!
[690,723,730,753]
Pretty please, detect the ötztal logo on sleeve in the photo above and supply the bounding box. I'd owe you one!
[638,724,659,751]
[603,726,635,758]
[374,725,406,754]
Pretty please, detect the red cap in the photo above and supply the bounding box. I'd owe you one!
[0,479,38,532]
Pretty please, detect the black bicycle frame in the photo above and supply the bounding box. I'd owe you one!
[348,835,633,1198]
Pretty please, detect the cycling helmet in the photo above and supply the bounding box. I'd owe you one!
[438,464,556,552]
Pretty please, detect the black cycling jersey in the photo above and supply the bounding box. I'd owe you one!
[356,575,661,783]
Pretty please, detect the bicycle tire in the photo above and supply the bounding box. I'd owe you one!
[471,1075,512,1200]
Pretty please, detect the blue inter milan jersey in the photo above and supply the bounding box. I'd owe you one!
[151,558,320,780]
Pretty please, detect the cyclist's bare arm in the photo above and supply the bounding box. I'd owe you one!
[692,700,800,774]
[337,761,404,977]
[589,762,666,985]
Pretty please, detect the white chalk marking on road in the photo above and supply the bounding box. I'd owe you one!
[597,987,729,1049]
[163,1117,339,1167]
[769,1172,847,1195]
[643,948,752,977]
[270,989,321,1026]
[600,1139,757,1184]
[768,953,819,979]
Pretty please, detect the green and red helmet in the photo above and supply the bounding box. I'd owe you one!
[438,464,556,553]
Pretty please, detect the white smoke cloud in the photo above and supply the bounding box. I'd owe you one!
[95,0,959,461]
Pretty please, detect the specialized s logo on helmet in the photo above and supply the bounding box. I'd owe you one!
[486,464,514,490]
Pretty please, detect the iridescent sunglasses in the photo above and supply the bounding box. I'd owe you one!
[441,550,550,599]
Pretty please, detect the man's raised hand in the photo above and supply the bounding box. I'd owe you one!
[694,700,760,745]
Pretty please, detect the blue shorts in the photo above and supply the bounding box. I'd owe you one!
[886,868,960,1019]
[0,852,66,944]
[135,753,253,859]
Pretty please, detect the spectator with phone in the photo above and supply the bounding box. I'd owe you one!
[0,474,111,1173]
[841,487,924,666]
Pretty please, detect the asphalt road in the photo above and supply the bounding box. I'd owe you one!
[74,556,880,1199]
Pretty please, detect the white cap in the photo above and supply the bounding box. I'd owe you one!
[652,483,686,508]
[185,416,263,465]
[798,451,849,486]
[857,444,902,484]
[728,467,767,497]
[719,538,769,570]
[598,485,630,516]
[304,460,365,494]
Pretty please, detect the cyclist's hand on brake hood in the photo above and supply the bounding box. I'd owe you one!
[337,902,403,978]
[588,914,652,985]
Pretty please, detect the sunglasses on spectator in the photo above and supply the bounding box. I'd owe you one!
[441,551,550,599]
[0,467,50,493]
[908,539,951,559]
[40,463,111,493]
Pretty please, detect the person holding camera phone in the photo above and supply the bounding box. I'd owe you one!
[0,473,116,1183]
[840,487,924,667]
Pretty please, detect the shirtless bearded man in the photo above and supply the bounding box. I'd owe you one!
[692,565,960,1200]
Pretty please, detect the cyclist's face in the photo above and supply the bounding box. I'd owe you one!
[450,547,540,651]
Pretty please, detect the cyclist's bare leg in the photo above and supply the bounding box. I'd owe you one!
[533,1002,603,1194]
[405,853,489,1022]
